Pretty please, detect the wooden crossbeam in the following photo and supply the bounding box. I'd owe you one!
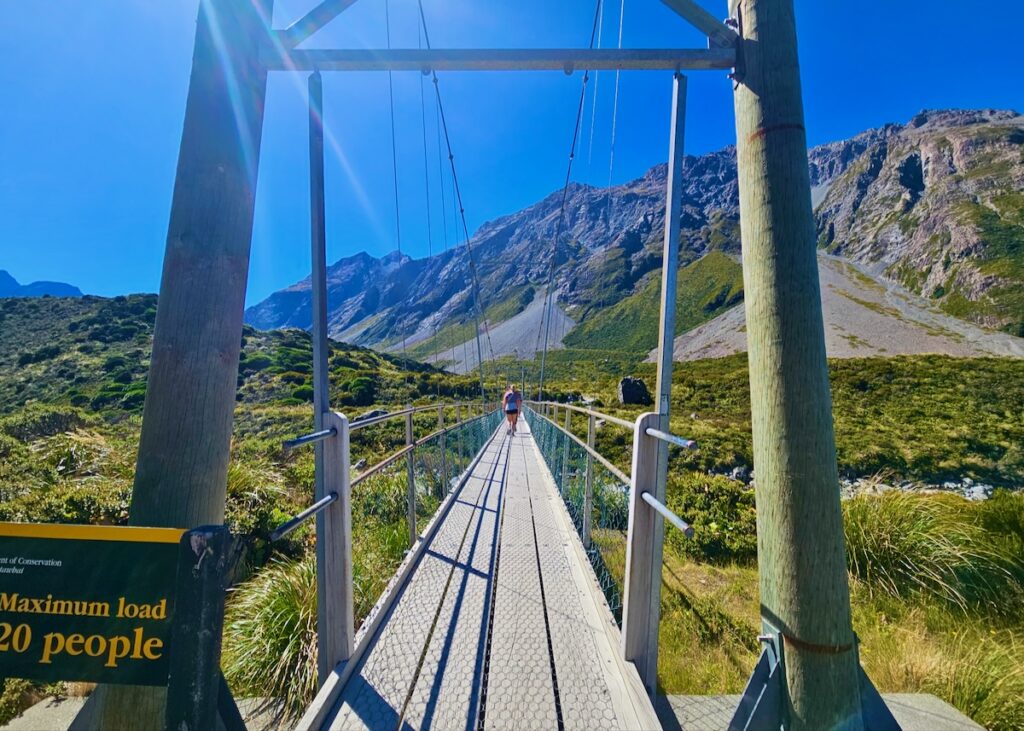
[659,0,738,47]
[264,47,735,72]
[278,0,361,49]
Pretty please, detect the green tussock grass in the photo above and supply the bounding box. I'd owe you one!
[222,556,319,720]
[843,491,1024,613]
[563,251,743,355]
[649,490,1024,728]
[547,353,1024,488]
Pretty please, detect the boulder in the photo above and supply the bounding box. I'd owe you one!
[353,409,388,424]
[617,377,652,406]
[729,465,751,483]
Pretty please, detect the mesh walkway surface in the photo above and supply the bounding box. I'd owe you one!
[323,420,658,730]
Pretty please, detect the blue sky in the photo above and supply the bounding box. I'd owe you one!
[1,1,1021,306]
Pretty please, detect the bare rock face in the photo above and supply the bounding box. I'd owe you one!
[813,108,1024,335]
[617,377,652,406]
[245,108,1024,350]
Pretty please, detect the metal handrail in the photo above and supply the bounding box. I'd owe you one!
[640,491,694,539]
[526,406,696,539]
[272,405,495,537]
[525,405,630,485]
[270,492,338,542]
[351,409,497,487]
[283,427,337,451]
[645,427,698,451]
[349,402,485,432]
[525,400,635,430]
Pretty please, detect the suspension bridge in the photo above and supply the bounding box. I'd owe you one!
[64,0,983,728]
[291,411,661,730]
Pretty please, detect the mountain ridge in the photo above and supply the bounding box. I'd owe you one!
[245,108,1024,361]
[0,270,82,299]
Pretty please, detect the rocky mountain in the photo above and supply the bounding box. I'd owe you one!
[0,270,82,298]
[245,109,1024,364]
[812,109,1024,336]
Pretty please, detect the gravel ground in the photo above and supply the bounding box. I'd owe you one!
[425,289,574,374]
[657,254,1024,362]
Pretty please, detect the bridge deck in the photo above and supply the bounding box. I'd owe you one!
[321,419,658,730]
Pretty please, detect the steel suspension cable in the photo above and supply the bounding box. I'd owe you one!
[417,0,496,404]
[586,0,605,166]
[418,23,444,390]
[535,0,604,401]
[605,0,626,222]
[383,0,411,401]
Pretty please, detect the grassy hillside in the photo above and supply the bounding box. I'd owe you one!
[563,251,743,355]
[0,295,484,415]
[943,195,1024,335]
[536,353,1024,488]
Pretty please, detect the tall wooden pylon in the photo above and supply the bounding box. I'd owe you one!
[730,0,863,728]
[77,0,274,727]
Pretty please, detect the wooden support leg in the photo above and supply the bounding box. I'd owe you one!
[89,0,274,727]
[730,0,863,727]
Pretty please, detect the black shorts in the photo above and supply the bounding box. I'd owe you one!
[505,409,518,415]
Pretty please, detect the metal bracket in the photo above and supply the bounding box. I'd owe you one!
[726,12,745,86]
[728,622,784,731]
[727,620,901,731]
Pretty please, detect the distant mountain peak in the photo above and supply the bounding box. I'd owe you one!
[905,107,1021,130]
[0,270,82,298]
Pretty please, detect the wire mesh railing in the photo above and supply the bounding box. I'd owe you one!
[526,403,632,623]
[271,404,503,637]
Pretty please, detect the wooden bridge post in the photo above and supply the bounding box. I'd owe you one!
[83,0,274,727]
[730,0,863,728]
[406,410,417,545]
[318,412,354,684]
[621,412,663,694]
[621,72,686,696]
[127,0,273,532]
[583,413,595,549]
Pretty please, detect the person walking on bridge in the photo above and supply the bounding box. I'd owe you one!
[502,384,522,436]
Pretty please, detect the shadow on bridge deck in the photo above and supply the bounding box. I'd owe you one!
[315,420,658,730]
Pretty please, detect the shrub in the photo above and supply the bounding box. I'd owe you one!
[111,369,133,384]
[224,460,291,540]
[121,385,147,411]
[356,471,409,523]
[291,385,314,402]
[0,679,35,726]
[665,473,758,563]
[0,405,93,441]
[345,376,376,407]
[16,345,61,367]
[239,353,272,374]
[102,356,127,371]
[222,555,318,719]
[0,479,131,525]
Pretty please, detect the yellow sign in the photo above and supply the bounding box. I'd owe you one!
[0,523,185,685]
